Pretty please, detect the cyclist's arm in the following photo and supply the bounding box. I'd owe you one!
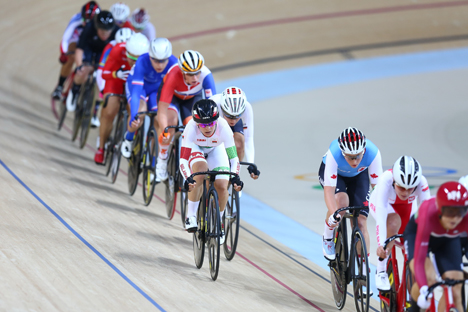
[75,48,84,68]
[76,24,91,68]
[222,127,240,175]
[144,22,156,41]
[129,59,145,121]
[61,14,81,54]
[368,150,383,188]
[157,73,176,130]
[243,102,255,163]
[413,203,431,288]
[371,172,393,247]
[202,72,216,99]
[415,175,431,207]
[101,46,121,80]
[179,129,195,179]
[323,151,339,213]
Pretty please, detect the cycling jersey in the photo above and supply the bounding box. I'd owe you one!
[209,93,255,163]
[322,139,382,186]
[370,169,431,247]
[77,21,119,58]
[101,43,130,95]
[138,22,156,41]
[410,197,468,287]
[179,118,240,181]
[96,40,117,91]
[60,13,83,54]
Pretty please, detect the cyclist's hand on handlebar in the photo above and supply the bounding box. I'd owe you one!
[115,67,130,80]
[417,285,432,309]
[130,117,141,128]
[376,246,388,260]
[184,177,196,192]
[231,175,244,191]
[247,165,260,180]
[327,214,341,228]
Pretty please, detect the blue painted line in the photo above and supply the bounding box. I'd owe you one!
[0,158,165,312]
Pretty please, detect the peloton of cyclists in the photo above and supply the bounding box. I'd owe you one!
[180,99,243,245]
[369,156,430,292]
[130,8,156,41]
[51,1,100,100]
[156,50,216,182]
[94,33,150,165]
[404,181,468,312]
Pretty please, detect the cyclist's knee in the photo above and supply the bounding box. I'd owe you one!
[387,213,401,234]
[335,192,349,208]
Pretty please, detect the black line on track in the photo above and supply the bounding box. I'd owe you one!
[211,34,468,73]
[241,224,380,312]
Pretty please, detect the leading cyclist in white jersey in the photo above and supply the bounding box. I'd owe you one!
[179,99,243,244]
[369,156,430,292]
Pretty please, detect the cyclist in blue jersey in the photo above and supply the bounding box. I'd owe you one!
[121,38,178,172]
[319,127,382,262]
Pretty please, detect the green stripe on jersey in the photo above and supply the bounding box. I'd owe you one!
[226,146,238,159]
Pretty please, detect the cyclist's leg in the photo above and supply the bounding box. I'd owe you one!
[149,92,178,160]
[60,43,76,82]
[205,145,230,217]
[99,81,125,149]
[185,144,207,228]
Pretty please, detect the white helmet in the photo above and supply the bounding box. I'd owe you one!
[338,127,366,155]
[130,8,149,29]
[220,87,247,118]
[459,175,468,189]
[115,27,134,43]
[126,33,150,57]
[393,156,422,189]
[178,50,204,74]
[110,2,130,23]
[149,38,172,60]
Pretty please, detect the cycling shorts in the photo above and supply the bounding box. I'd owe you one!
[82,49,101,65]
[404,216,463,275]
[125,81,178,118]
[186,143,230,181]
[103,78,125,95]
[318,162,370,217]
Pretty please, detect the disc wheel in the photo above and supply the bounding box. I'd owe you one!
[142,129,157,206]
[207,189,221,281]
[193,201,205,269]
[127,130,141,196]
[223,188,240,261]
[353,230,370,312]
[330,226,348,310]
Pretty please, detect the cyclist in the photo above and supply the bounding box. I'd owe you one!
[130,8,156,41]
[110,2,133,29]
[51,1,100,100]
[209,86,259,179]
[320,127,382,261]
[404,181,468,311]
[94,33,149,165]
[69,10,119,112]
[156,50,216,182]
[369,155,430,291]
[179,99,243,245]
[120,38,178,167]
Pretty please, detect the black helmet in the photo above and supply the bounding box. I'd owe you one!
[81,1,100,22]
[94,10,115,30]
[192,99,219,124]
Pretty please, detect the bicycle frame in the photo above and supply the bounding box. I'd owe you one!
[426,279,466,312]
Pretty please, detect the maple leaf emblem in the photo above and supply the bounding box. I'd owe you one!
[370,173,378,179]
[363,201,369,207]
[331,174,337,179]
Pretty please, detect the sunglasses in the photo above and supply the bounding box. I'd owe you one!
[198,121,216,128]
[126,52,139,61]
[441,206,468,218]
[150,57,168,64]
[342,152,363,160]
[185,71,201,77]
[223,112,241,120]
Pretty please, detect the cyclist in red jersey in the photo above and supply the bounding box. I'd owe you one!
[404,181,468,311]
[94,33,149,164]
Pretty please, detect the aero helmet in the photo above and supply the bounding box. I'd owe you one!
[459,175,468,189]
[178,50,204,74]
[436,181,468,215]
[338,127,366,155]
[81,1,100,22]
[393,156,422,189]
[126,33,150,57]
[115,27,134,43]
[94,10,115,30]
[110,2,130,23]
[192,99,219,124]
[149,38,172,60]
[130,8,149,29]
[220,87,247,118]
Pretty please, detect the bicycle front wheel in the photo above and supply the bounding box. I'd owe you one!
[330,225,348,310]
[57,99,67,130]
[110,110,127,184]
[380,258,396,312]
[127,130,141,195]
[353,230,370,312]
[179,172,188,227]
[165,145,177,219]
[223,188,240,261]
[79,82,96,149]
[142,129,157,206]
[207,188,221,281]
[71,88,84,142]
[193,200,205,269]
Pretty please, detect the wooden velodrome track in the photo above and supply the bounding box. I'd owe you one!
[1,0,468,311]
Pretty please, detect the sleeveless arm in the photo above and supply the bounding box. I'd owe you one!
[243,102,255,163]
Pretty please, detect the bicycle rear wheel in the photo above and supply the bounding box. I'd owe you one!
[223,188,240,261]
[79,82,96,149]
[127,129,142,196]
[142,128,157,206]
[330,225,348,310]
[110,110,127,184]
[193,200,205,269]
[71,87,85,142]
[57,99,67,130]
[353,230,370,312]
[207,189,221,281]
[179,172,188,227]
[165,144,177,219]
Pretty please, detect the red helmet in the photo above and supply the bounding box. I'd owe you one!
[436,181,468,214]
[81,1,100,22]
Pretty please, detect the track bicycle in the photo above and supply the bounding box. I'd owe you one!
[54,72,75,131]
[329,206,370,312]
[102,93,127,184]
[71,62,98,149]
[189,170,240,281]
[127,111,159,206]
[378,234,413,312]
[162,125,186,221]
[425,279,468,312]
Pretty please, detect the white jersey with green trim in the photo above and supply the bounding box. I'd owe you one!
[179,118,240,179]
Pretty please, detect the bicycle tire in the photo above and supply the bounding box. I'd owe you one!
[57,99,67,131]
[330,225,348,310]
[380,259,396,312]
[207,188,221,281]
[193,200,205,269]
[165,144,177,219]
[127,128,142,196]
[353,230,370,312]
[179,179,188,227]
[110,110,127,184]
[105,135,113,176]
[71,87,85,142]
[142,128,157,205]
[223,188,240,261]
[79,81,96,149]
